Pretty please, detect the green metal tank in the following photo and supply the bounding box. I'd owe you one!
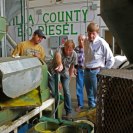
[101,0,133,63]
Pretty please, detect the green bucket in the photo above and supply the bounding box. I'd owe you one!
[56,125,83,133]
[34,122,59,133]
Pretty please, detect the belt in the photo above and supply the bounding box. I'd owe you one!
[85,67,100,70]
[77,65,84,69]
[75,65,84,69]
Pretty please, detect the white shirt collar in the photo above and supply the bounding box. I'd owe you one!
[92,35,99,44]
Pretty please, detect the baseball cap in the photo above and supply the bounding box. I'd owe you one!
[34,29,46,39]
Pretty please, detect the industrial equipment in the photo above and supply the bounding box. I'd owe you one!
[96,0,133,133]
[0,16,50,126]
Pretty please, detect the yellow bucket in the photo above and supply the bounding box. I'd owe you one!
[55,125,83,133]
[34,122,59,133]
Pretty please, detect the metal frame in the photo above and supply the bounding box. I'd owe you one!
[0,0,7,57]
[0,98,55,133]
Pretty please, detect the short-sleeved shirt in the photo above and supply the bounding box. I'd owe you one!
[12,40,45,60]
[48,47,77,75]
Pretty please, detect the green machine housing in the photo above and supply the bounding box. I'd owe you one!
[0,16,50,126]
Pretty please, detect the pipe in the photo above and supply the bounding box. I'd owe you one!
[29,0,95,9]
[23,0,26,41]
[6,33,17,49]
[26,0,30,40]
[20,0,24,41]
[101,0,133,63]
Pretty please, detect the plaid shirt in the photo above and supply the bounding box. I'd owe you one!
[75,46,85,67]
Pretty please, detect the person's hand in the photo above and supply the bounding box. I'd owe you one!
[74,69,77,76]
[34,52,41,58]
[55,64,63,72]
[79,35,86,47]
[12,54,20,58]
[69,68,74,78]
[58,82,62,90]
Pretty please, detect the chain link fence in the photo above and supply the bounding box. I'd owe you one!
[96,69,133,133]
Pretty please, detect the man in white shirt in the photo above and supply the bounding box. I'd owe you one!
[84,22,114,108]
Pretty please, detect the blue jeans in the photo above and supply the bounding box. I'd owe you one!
[84,68,100,108]
[76,68,84,108]
[48,73,72,114]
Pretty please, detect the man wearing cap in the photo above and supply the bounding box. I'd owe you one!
[12,29,46,60]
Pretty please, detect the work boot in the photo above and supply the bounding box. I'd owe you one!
[62,113,72,120]
[75,106,84,112]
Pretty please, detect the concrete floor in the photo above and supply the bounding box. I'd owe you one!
[69,76,88,104]
[61,76,89,119]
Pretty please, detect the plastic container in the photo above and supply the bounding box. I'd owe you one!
[75,120,94,133]
[34,122,59,133]
[18,123,32,133]
[55,125,83,133]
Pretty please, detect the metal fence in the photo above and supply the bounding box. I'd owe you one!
[96,69,133,133]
